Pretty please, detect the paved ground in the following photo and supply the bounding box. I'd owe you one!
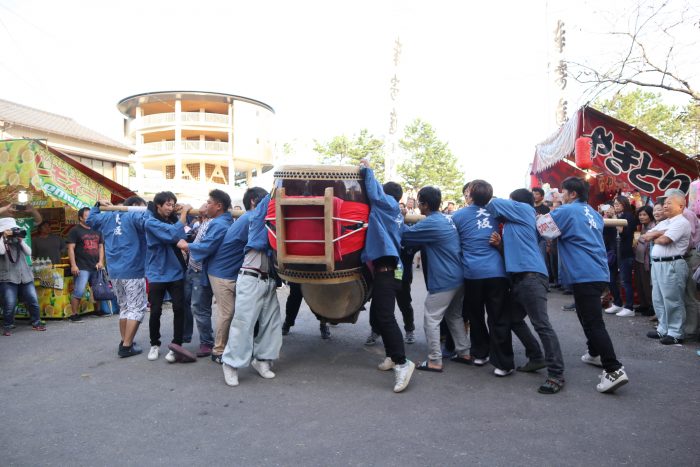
[1,271,699,466]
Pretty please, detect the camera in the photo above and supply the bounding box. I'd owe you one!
[8,227,27,238]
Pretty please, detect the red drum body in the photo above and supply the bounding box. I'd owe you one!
[267,165,371,322]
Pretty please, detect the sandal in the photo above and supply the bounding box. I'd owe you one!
[538,377,565,394]
[450,355,474,365]
[416,360,443,372]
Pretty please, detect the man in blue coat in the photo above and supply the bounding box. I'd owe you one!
[144,191,191,363]
[452,180,513,370]
[88,196,148,358]
[402,186,470,373]
[360,159,415,393]
[180,189,233,358]
[487,189,565,394]
[205,188,261,363]
[549,177,628,393]
[222,190,283,387]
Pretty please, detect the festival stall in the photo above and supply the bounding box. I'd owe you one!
[531,105,698,206]
[0,138,135,319]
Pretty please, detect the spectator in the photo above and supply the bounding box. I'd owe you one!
[66,207,105,322]
[633,206,656,317]
[32,222,66,264]
[642,190,692,344]
[0,216,46,334]
[604,196,637,317]
[680,194,700,341]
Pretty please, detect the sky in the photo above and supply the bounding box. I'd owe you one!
[1,0,698,197]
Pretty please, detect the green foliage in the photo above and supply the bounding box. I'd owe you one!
[397,118,463,202]
[595,89,699,155]
[313,129,385,181]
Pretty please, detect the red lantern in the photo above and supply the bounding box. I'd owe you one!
[575,136,593,170]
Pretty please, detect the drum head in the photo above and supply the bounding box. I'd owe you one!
[301,280,367,321]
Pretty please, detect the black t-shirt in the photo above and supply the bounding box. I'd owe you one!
[67,225,103,271]
[534,203,550,215]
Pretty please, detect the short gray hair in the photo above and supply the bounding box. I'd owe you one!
[664,188,687,206]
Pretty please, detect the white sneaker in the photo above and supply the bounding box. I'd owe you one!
[596,367,629,393]
[251,358,276,379]
[616,308,634,317]
[473,356,490,366]
[378,357,395,371]
[222,363,239,386]
[393,360,415,393]
[581,352,603,367]
[164,350,177,363]
[147,346,159,361]
[604,304,622,314]
[494,368,514,377]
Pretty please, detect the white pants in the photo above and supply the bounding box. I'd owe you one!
[423,285,468,362]
[222,273,282,368]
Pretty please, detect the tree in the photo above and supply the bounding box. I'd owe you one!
[595,89,697,154]
[398,119,463,202]
[569,1,700,154]
[313,129,386,181]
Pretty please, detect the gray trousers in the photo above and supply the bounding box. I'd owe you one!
[423,284,468,363]
[683,251,700,338]
[511,273,564,378]
[652,259,688,339]
[222,273,282,368]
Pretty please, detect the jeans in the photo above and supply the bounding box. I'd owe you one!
[572,282,622,372]
[71,270,91,300]
[464,278,513,370]
[222,273,282,368]
[610,257,634,309]
[368,271,406,364]
[511,273,564,377]
[148,280,185,346]
[183,269,214,346]
[1,281,41,328]
[651,259,688,339]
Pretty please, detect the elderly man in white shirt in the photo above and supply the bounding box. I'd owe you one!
[642,190,691,345]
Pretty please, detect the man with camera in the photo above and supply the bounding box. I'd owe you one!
[0,215,46,335]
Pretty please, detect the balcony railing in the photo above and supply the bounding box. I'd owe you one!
[136,112,230,129]
[141,141,230,154]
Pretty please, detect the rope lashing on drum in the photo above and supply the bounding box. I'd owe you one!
[264,215,367,244]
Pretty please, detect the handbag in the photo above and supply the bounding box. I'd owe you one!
[89,269,116,301]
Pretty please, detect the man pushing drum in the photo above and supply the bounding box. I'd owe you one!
[359,159,415,393]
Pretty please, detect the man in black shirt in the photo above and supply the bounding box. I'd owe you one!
[66,207,104,322]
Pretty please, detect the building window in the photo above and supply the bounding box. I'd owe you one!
[165,165,175,179]
[185,163,200,181]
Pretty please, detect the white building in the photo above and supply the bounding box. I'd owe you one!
[0,98,133,186]
[117,91,275,203]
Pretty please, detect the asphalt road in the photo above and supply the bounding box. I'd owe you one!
[1,271,699,467]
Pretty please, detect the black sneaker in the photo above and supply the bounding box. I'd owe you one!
[517,360,547,373]
[118,345,143,358]
[561,303,576,311]
[659,335,683,345]
[646,330,663,339]
[320,323,331,339]
[538,377,565,394]
[68,314,83,322]
[211,354,223,364]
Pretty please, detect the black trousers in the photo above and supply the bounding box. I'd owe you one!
[369,271,406,364]
[394,248,417,332]
[572,281,622,373]
[284,282,324,325]
[149,280,185,346]
[464,278,513,369]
